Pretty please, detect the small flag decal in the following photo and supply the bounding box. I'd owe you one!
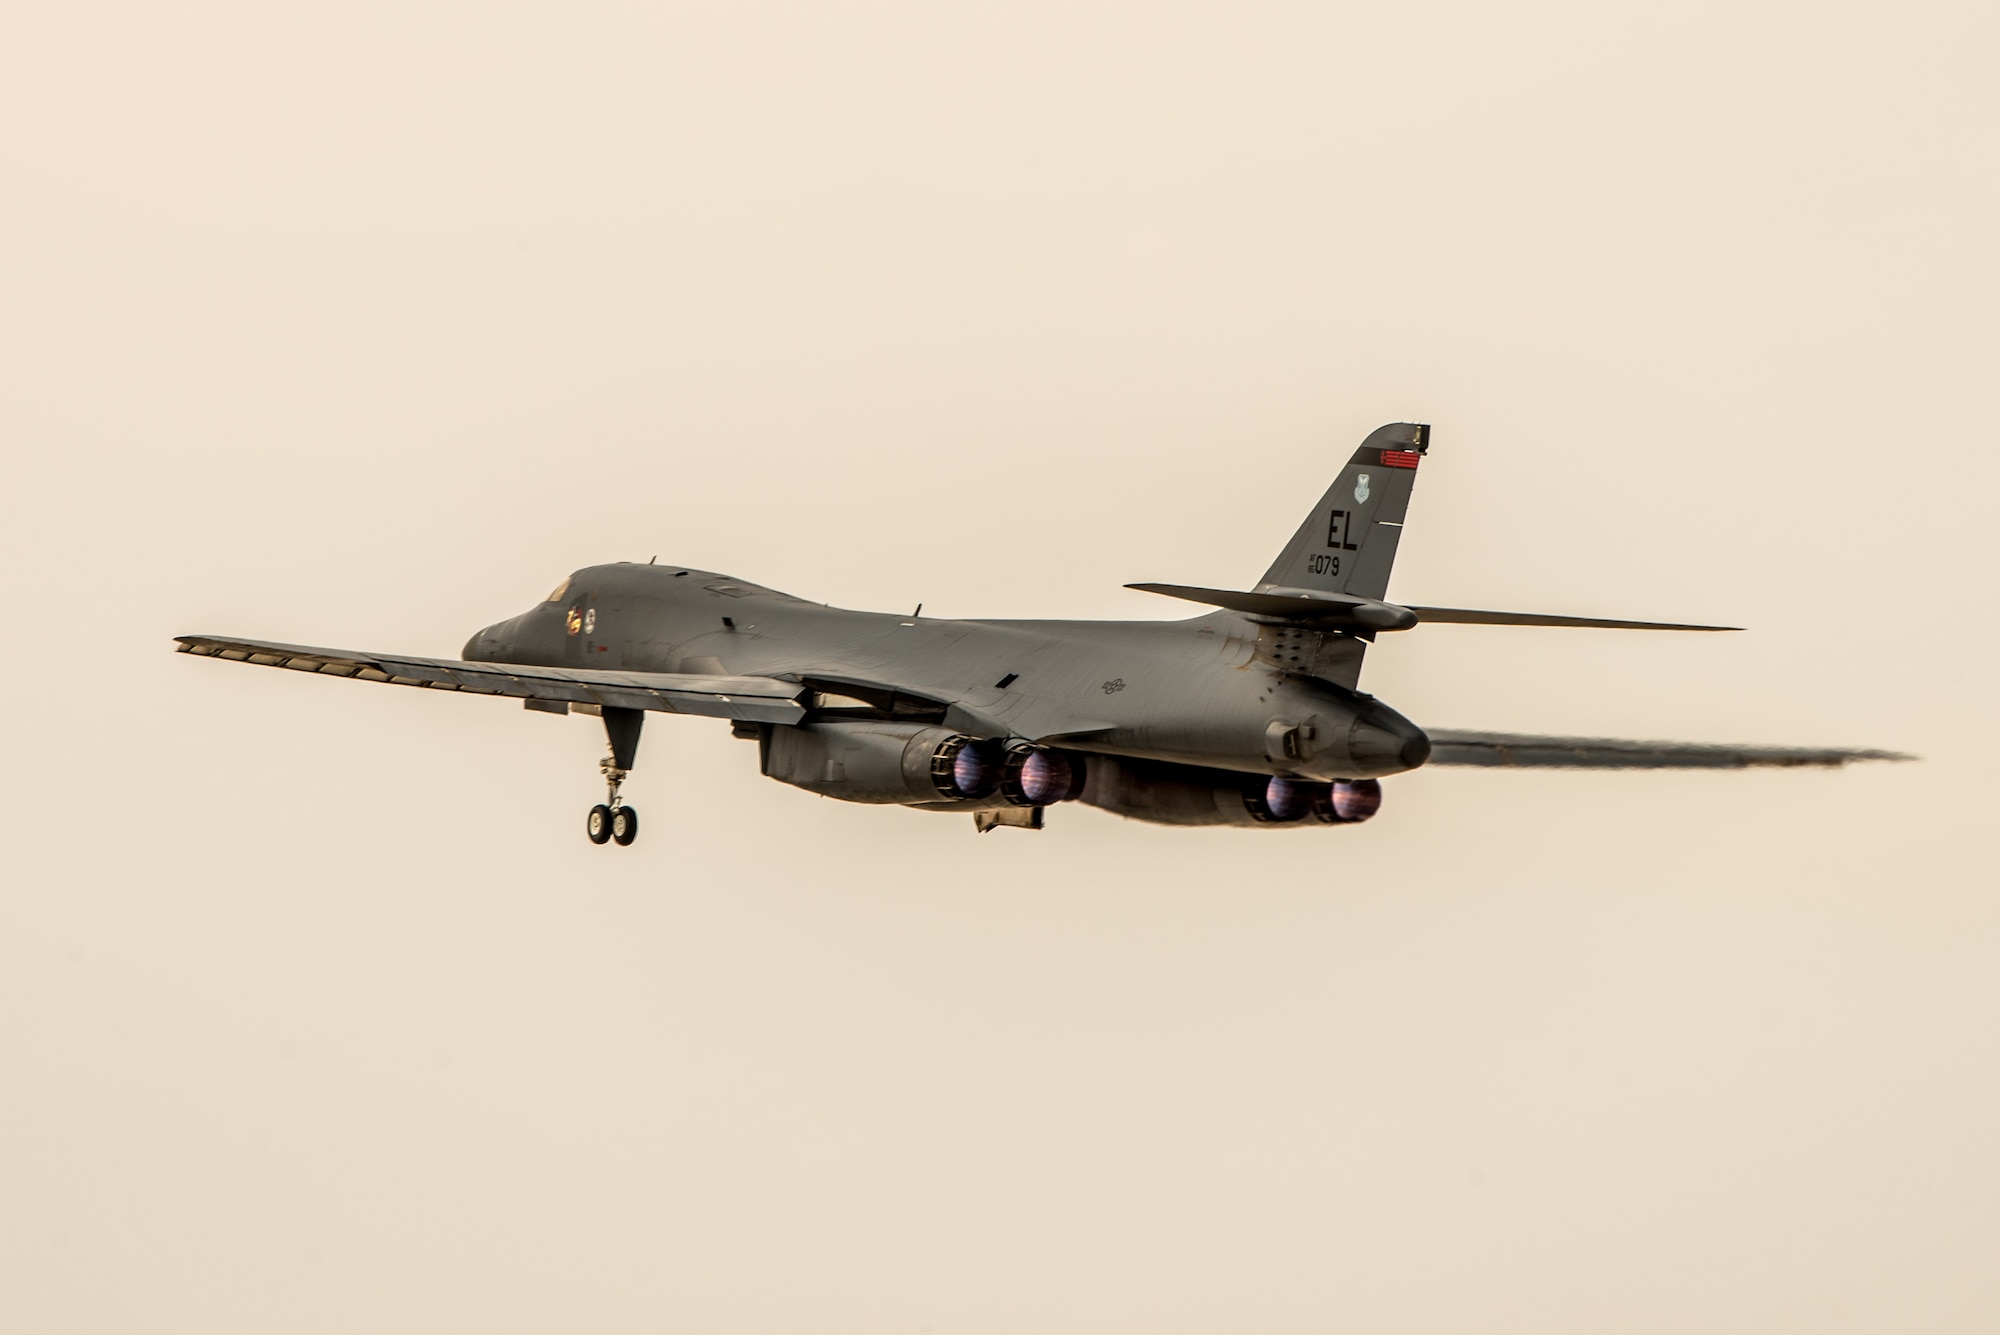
[1379,449,1421,468]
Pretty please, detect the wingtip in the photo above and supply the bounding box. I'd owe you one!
[1794,748,1921,766]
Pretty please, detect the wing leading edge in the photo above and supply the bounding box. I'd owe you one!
[174,635,807,724]
[1424,730,1912,769]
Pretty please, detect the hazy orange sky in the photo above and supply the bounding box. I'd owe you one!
[4,3,1996,1331]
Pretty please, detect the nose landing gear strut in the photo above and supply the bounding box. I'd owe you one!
[586,706,643,847]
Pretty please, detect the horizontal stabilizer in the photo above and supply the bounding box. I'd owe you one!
[175,635,808,724]
[1126,582,1411,626]
[1425,730,1912,769]
[1407,607,1740,631]
[1128,584,1735,633]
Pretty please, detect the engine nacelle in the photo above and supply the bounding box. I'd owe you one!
[762,721,1007,805]
[1080,757,1384,828]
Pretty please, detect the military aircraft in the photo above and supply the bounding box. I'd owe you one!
[176,423,1905,844]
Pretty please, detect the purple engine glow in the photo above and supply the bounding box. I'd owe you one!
[1016,750,1073,804]
[1264,776,1312,822]
[951,745,989,797]
[1330,778,1382,822]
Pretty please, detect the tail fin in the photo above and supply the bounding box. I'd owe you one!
[1260,422,1429,601]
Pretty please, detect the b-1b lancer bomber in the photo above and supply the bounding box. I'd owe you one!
[177,424,1904,844]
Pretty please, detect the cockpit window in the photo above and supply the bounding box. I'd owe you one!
[546,576,572,603]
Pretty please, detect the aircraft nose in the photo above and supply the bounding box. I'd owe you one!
[463,626,500,661]
[1346,713,1432,776]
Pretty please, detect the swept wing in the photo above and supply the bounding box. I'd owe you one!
[1403,607,1738,631]
[1424,730,1910,769]
[174,635,807,724]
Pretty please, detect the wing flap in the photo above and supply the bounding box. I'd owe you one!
[1425,730,1911,769]
[176,636,808,724]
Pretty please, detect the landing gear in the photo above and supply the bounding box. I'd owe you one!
[586,706,644,848]
[595,753,639,847]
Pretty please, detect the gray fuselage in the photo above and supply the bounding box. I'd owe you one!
[465,562,1431,786]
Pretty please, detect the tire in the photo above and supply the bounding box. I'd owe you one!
[611,805,639,846]
[587,803,614,844]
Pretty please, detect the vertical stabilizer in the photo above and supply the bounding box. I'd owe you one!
[1259,422,1428,601]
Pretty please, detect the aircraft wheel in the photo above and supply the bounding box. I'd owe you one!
[611,805,639,846]
[587,803,614,845]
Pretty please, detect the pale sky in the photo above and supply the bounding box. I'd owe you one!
[3,3,1996,1331]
